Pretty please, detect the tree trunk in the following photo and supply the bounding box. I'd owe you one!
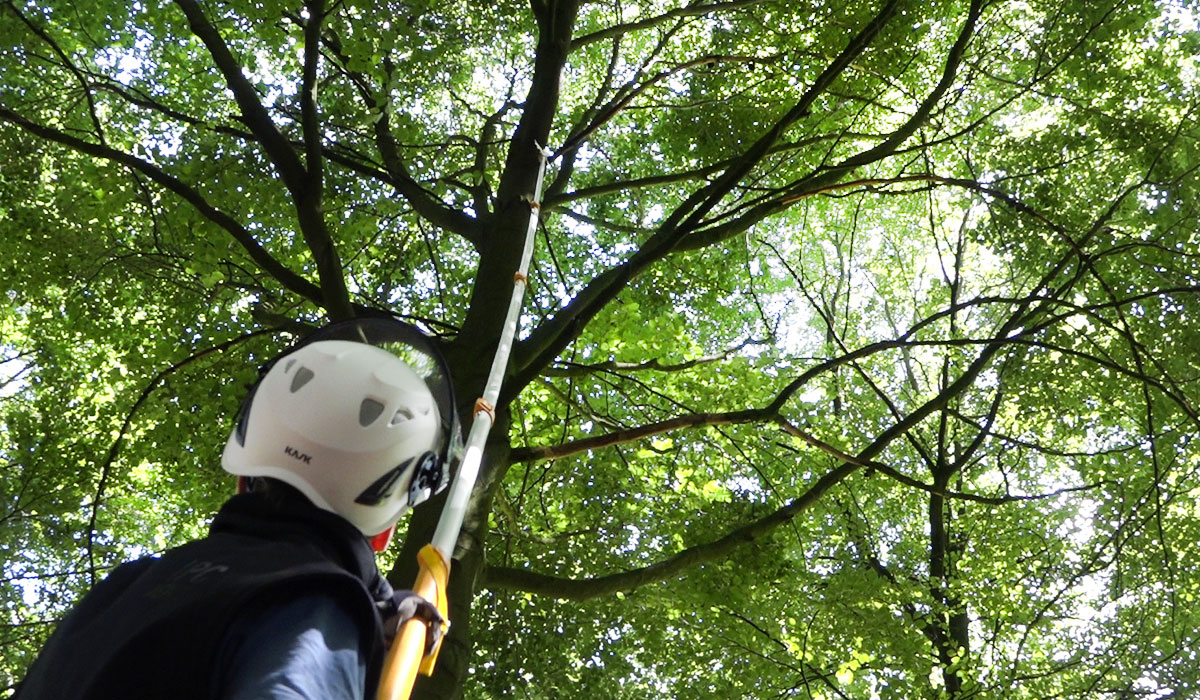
[928,475,970,697]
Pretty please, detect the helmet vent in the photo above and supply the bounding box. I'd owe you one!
[359,398,385,427]
[284,358,297,373]
[290,367,314,393]
[390,408,415,426]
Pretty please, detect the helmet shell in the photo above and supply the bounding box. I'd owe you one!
[222,339,442,535]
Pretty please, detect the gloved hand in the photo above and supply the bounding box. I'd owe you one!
[379,590,445,654]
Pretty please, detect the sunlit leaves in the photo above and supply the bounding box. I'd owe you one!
[3,0,1200,698]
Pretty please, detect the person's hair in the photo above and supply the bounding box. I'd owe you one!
[248,476,313,509]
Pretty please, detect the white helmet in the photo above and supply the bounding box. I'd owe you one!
[222,318,461,536]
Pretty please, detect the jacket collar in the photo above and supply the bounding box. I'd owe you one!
[209,491,394,604]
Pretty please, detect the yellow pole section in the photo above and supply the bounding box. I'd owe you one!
[376,560,440,700]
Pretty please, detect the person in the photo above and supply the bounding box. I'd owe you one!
[14,317,462,700]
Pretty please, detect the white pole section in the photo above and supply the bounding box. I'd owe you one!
[431,144,551,556]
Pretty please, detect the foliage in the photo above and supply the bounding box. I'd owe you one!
[2,0,1199,698]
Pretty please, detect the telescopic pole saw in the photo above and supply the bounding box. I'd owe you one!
[377,143,553,700]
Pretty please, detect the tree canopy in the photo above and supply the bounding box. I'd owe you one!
[2,0,1199,698]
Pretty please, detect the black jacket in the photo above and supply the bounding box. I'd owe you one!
[15,491,393,700]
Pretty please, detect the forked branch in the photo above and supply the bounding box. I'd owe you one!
[512,0,904,390]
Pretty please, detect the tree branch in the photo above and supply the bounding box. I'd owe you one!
[4,0,108,145]
[87,328,281,584]
[544,340,763,377]
[570,0,768,51]
[555,53,775,158]
[317,29,481,244]
[484,459,858,600]
[543,133,866,209]
[173,0,353,319]
[172,0,307,194]
[0,107,325,306]
[454,0,580,361]
[490,300,1028,599]
[511,407,765,462]
[678,0,985,251]
[301,0,325,200]
[511,0,903,390]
